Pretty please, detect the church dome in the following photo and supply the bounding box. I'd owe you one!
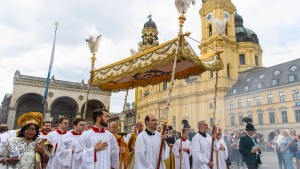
[144,17,157,29]
[234,13,259,44]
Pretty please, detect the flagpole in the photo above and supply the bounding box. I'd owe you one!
[42,22,59,121]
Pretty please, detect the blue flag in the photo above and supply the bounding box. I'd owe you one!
[42,24,58,105]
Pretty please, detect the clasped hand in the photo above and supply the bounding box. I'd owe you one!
[94,141,108,152]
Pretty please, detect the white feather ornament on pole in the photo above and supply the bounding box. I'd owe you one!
[175,0,195,14]
[86,35,102,55]
[210,18,228,35]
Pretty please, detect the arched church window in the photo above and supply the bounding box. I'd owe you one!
[209,24,212,37]
[210,70,214,78]
[163,82,168,91]
[239,54,245,65]
[255,55,259,66]
[227,63,231,77]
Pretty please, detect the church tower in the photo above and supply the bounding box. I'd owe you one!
[197,0,263,128]
[138,15,159,52]
[135,0,263,130]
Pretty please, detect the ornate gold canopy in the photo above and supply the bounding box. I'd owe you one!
[91,33,223,92]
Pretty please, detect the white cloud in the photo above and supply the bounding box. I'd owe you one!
[1,0,300,112]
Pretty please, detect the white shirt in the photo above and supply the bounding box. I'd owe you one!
[172,138,192,169]
[134,130,170,169]
[213,138,228,169]
[192,132,212,169]
[46,130,66,169]
[56,130,82,169]
[74,127,119,169]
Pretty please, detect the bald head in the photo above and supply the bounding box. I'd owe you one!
[198,120,208,133]
[136,122,144,133]
[109,122,117,133]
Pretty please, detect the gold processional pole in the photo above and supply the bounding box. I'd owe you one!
[205,9,229,167]
[83,35,102,119]
[157,1,196,168]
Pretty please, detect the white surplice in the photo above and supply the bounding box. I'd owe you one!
[192,133,212,169]
[213,138,228,169]
[0,130,17,145]
[56,131,81,169]
[172,139,192,169]
[125,133,132,143]
[74,128,119,169]
[46,130,66,169]
[134,130,170,169]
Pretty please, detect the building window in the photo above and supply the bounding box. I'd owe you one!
[281,111,288,123]
[272,79,278,86]
[230,116,235,126]
[238,99,242,108]
[273,70,281,76]
[259,74,265,80]
[255,55,259,66]
[292,89,299,100]
[163,82,167,91]
[258,113,263,125]
[295,110,300,122]
[227,63,231,77]
[209,103,213,109]
[209,24,212,36]
[269,112,275,124]
[229,101,234,110]
[267,94,273,104]
[245,86,249,92]
[233,89,237,94]
[290,65,298,72]
[248,114,253,119]
[239,115,243,125]
[247,98,252,107]
[289,75,295,82]
[210,118,213,127]
[225,23,228,35]
[210,71,214,78]
[172,116,176,128]
[256,96,262,105]
[246,78,252,83]
[279,92,286,102]
[258,83,262,89]
[239,54,245,65]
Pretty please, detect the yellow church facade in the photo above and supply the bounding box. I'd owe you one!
[135,0,264,131]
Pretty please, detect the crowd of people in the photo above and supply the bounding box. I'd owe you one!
[0,109,266,169]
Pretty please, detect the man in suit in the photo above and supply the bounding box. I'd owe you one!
[239,122,262,169]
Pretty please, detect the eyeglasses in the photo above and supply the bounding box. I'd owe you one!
[25,128,36,131]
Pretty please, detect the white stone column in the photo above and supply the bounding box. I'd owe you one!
[7,109,16,130]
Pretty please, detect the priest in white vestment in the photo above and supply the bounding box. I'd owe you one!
[125,126,137,143]
[172,129,192,169]
[46,117,69,169]
[192,120,214,169]
[74,108,119,169]
[213,133,228,169]
[134,114,170,169]
[56,118,86,169]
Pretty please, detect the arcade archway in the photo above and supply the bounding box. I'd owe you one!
[14,93,43,129]
[50,96,78,128]
[81,99,105,122]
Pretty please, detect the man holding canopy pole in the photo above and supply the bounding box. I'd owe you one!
[134,114,170,169]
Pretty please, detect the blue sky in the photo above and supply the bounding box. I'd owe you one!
[0,0,299,112]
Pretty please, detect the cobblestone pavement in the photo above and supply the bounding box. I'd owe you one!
[229,151,297,169]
